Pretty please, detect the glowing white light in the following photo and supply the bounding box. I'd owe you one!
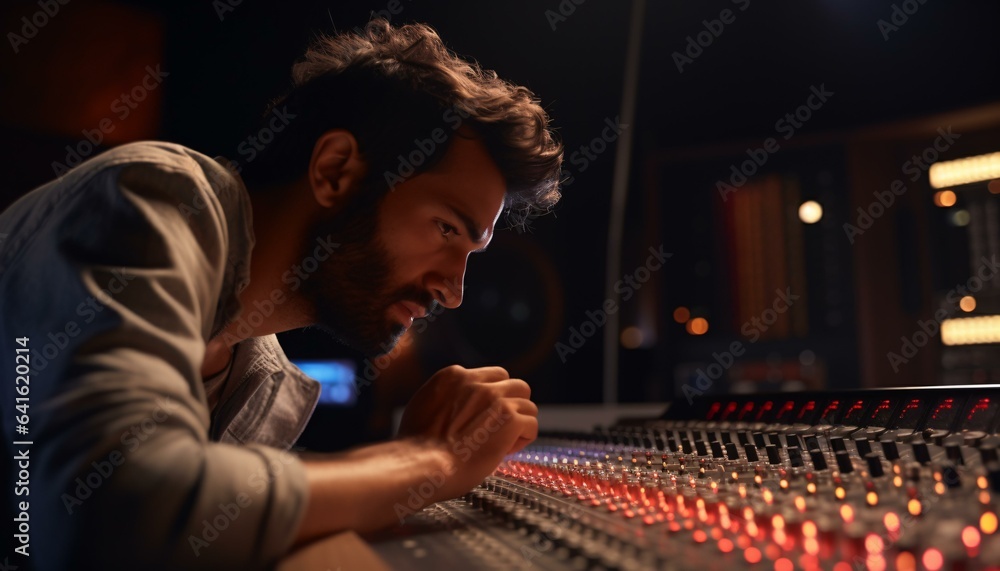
[799,201,823,224]
[929,152,1000,188]
[942,315,1000,346]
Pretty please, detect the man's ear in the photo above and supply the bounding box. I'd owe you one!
[308,129,366,210]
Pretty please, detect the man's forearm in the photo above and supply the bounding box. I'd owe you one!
[294,438,455,545]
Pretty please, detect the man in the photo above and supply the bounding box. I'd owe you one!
[0,20,562,570]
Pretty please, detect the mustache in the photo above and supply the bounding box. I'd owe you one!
[389,285,438,317]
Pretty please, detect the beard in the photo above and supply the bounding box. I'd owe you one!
[298,189,436,358]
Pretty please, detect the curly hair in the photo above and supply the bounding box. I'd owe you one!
[238,19,563,228]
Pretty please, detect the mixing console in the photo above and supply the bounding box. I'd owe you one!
[372,386,1000,570]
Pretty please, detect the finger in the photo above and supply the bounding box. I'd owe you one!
[506,416,539,454]
[506,397,538,417]
[469,366,509,382]
[481,378,531,400]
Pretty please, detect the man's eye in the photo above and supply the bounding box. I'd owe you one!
[437,221,458,237]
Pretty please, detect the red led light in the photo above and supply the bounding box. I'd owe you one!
[968,398,992,421]
[738,402,755,420]
[776,401,795,420]
[931,398,954,420]
[722,402,738,420]
[755,401,774,421]
[870,400,891,419]
[898,399,921,420]
[844,400,865,421]
[797,400,816,420]
[821,400,841,420]
[707,402,722,420]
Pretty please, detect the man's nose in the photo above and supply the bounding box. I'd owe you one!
[429,257,467,309]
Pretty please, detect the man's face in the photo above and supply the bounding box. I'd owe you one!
[303,131,507,357]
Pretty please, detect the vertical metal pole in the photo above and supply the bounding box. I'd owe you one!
[603,0,646,404]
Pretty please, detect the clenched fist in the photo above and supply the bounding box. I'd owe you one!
[397,365,539,501]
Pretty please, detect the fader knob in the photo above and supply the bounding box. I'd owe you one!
[765,445,782,465]
[694,440,709,457]
[809,449,828,470]
[943,435,965,466]
[710,441,725,459]
[835,451,854,473]
[864,453,884,477]
[788,446,804,468]
[941,464,961,489]
[744,444,760,462]
[854,438,872,457]
[912,441,932,465]
[725,442,739,460]
[985,461,1000,493]
[880,440,900,461]
[831,437,847,453]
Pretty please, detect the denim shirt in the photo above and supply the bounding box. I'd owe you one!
[0,141,320,570]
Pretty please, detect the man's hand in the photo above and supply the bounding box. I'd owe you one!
[294,365,538,544]
[398,365,539,500]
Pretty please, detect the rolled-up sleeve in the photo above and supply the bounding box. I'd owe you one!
[0,155,307,570]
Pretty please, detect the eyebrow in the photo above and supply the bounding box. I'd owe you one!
[444,203,490,253]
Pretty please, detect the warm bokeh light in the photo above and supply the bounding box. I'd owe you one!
[884,512,900,532]
[866,491,879,506]
[896,552,917,571]
[942,315,1000,345]
[908,498,922,516]
[840,504,854,522]
[798,200,823,224]
[620,326,643,349]
[865,533,884,554]
[982,511,998,534]
[922,548,944,571]
[775,557,794,571]
[673,306,690,323]
[963,526,981,549]
[929,151,1000,188]
[960,296,977,312]
[745,547,762,564]
[686,317,709,335]
[933,189,957,207]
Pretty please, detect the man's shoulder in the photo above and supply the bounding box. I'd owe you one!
[87,140,241,197]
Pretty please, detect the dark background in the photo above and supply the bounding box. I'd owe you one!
[3,0,1000,447]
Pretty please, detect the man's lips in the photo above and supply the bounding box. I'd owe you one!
[399,300,428,319]
[391,301,428,326]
